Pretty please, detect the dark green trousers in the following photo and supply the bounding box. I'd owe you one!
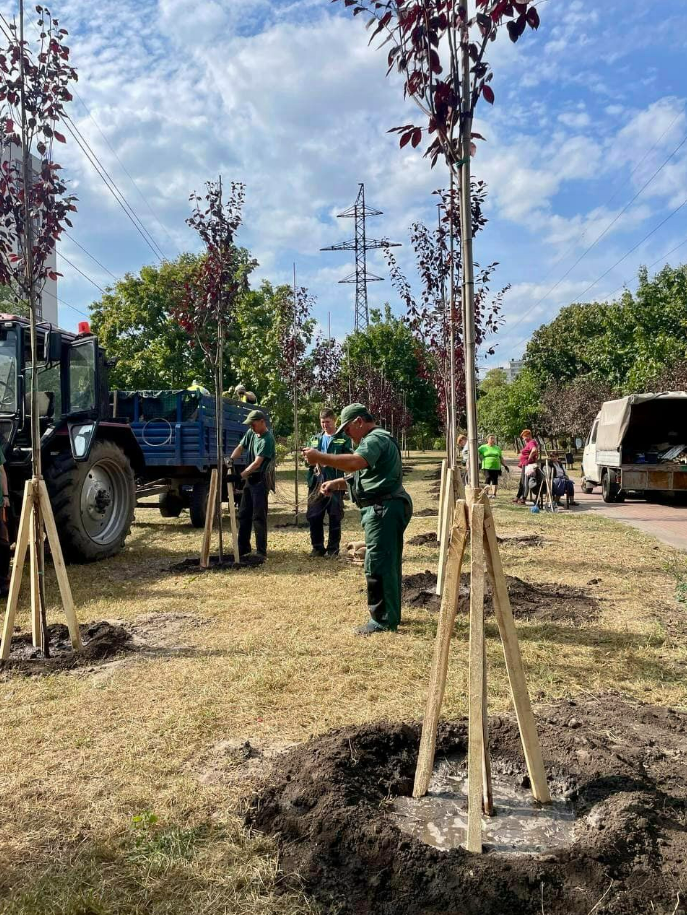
[360,495,413,631]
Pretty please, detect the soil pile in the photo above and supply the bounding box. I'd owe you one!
[414,508,438,517]
[3,621,131,674]
[497,533,543,548]
[408,532,438,546]
[425,467,443,481]
[402,571,597,624]
[169,554,264,573]
[248,695,687,915]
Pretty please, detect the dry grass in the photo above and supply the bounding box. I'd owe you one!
[0,452,685,913]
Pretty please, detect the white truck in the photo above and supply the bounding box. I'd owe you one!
[582,392,687,503]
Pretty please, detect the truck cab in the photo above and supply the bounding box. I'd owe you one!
[0,315,144,561]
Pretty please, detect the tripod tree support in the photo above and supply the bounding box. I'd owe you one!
[437,458,447,541]
[436,467,455,596]
[1,479,81,660]
[413,488,550,852]
[200,468,219,569]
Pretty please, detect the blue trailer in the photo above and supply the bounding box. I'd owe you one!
[112,390,263,526]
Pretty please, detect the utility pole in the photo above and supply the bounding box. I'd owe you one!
[458,2,479,488]
[321,183,401,331]
[292,264,300,521]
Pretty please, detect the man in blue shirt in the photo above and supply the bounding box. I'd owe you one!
[305,408,352,557]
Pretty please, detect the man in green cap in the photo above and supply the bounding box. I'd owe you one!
[230,409,276,559]
[305,408,353,557]
[303,403,413,636]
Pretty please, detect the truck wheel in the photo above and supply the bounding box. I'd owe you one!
[45,440,136,562]
[159,492,183,518]
[190,482,209,528]
[581,479,595,495]
[601,471,619,503]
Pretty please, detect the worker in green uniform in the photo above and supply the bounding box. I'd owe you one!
[305,408,352,557]
[303,403,413,636]
[0,447,9,596]
[230,409,276,560]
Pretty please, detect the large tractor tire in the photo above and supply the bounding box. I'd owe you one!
[190,481,209,529]
[45,440,136,563]
[159,492,183,518]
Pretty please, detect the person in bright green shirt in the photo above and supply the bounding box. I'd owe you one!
[478,434,509,499]
[302,403,413,637]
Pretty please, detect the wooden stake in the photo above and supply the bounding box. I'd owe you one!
[454,465,466,502]
[0,480,32,660]
[483,499,551,804]
[38,481,81,650]
[436,467,454,596]
[200,468,218,570]
[466,502,486,853]
[437,458,447,541]
[226,480,239,563]
[29,490,40,648]
[413,500,468,798]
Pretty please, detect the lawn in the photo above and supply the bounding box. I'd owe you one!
[0,452,685,914]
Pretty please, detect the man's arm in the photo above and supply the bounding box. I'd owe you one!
[241,455,264,478]
[303,448,367,472]
[0,465,8,507]
[230,443,243,461]
[321,477,348,493]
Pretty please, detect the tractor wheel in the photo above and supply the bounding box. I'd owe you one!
[159,492,183,518]
[45,440,136,563]
[190,481,209,528]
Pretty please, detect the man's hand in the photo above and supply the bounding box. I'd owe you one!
[302,447,321,466]
[240,469,250,480]
[2,496,8,508]
[320,480,335,497]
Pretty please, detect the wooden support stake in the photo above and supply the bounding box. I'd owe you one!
[483,499,551,804]
[482,637,494,816]
[413,500,468,798]
[38,481,81,651]
[436,468,454,596]
[200,469,219,570]
[226,480,239,563]
[454,463,466,502]
[0,480,33,660]
[467,502,486,853]
[437,458,447,541]
[29,487,40,648]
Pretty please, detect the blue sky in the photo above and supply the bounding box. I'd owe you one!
[7,0,687,372]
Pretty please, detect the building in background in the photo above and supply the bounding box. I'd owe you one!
[505,359,524,383]
[0,148,58,323]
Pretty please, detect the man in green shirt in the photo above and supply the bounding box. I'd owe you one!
[478,433,509,498]
[303,403,413,636]
[0,446,9,596]
[305,408,352,557]
[230,409,276,559]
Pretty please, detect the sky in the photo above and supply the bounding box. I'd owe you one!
[6,0,687,372]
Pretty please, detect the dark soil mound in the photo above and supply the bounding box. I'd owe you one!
[414,508,438,517]
[428,484,441,496]
[424,467,443,481]
[402,465,416,475]
[274,520,310,529]
[403,570,441,608]
[169,554,264,573]
[408,531,438,546]
[248,695,687,915]
[3,620,132,675]
[402,572,597,624]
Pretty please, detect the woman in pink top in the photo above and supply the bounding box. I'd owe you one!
[514,429,539,504]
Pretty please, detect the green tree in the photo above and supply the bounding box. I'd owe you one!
[90,254,210,390]
[0,282,28,316]
[344,305,439,431]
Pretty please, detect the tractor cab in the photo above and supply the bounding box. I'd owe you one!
[0,314,108,462]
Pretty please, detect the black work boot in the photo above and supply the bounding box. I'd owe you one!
[310,546,326,557]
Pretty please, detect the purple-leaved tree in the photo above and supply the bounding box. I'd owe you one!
[334,0,541,480]
[175,178,248,561]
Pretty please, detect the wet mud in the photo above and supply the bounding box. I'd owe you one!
[248,695,687,915]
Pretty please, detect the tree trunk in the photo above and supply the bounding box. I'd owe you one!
[215,322,224,562]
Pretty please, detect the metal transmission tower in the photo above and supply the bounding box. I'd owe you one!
[321,183,400,331]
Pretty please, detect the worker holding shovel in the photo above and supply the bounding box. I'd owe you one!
[303,403,413,636]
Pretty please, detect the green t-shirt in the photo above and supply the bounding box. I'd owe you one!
[240,429,276,475]
[478,444,503,471]
[353,428,403,499]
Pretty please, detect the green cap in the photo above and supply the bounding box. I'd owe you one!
[244,409,266,424]
[334,403,370,436]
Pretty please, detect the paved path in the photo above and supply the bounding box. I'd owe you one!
[572,483,687,551]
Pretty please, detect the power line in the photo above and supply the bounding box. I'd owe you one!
[41,286,90,319]
[58,251,105,293]
[605,236,687,301]
[501,124,687,348]
[71,88,179,257]
[62,118,165,263]
[63,231,118,280]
